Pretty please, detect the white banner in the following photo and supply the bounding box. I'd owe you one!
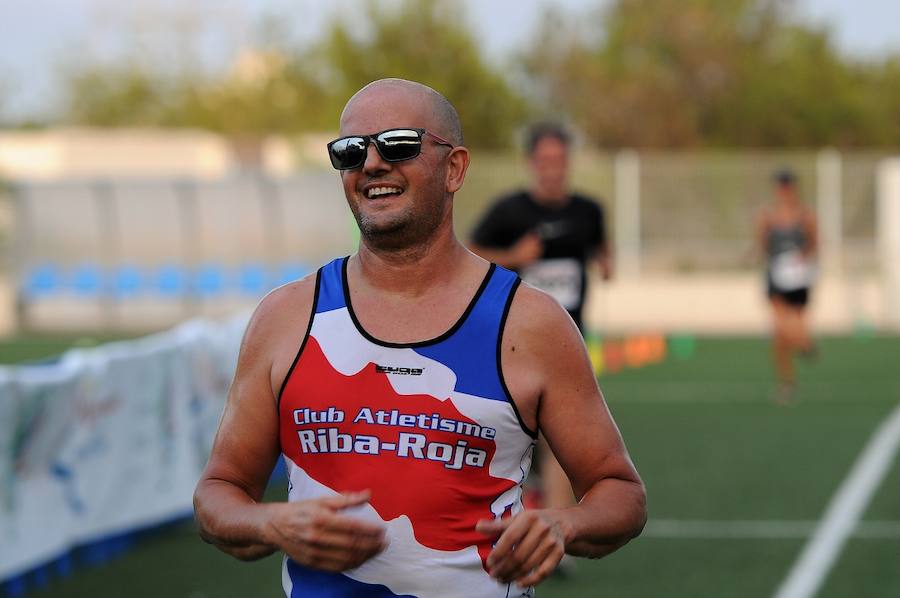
[0,315,247,581]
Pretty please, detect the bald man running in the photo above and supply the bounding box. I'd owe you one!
[193,78,646,597]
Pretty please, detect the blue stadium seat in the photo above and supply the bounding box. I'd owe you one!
[237,263,269,296]
[112,265,144,298]
[70,264,104,297]
[275,263,311,286]
[155,264,188,297]
[22,264,61,298]
[194,264,226,297]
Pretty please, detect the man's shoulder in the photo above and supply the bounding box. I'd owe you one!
[262,270,318,310]
[473,191,534,236]
[508,281,579,337]
[244,271,318,344]
[489,189,532,210]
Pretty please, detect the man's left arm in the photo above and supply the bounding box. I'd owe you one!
[476,287,645,586]
[802,209,819,259]
[593,202,612,280]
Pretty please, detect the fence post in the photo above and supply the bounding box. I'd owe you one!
[877,158,900,330]
[10,183,32,331]
[257,173,284,267]
[94,180,120,329]
[614,150,641,278]
[816,148,843,275]
[175,179,201,319]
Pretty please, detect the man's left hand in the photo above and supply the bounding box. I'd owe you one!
[475,510,571,587]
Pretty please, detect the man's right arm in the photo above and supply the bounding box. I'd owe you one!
[470,233,543,270]
[592,202,612,280]
[476,285,646,587]
[192,277,387,569]
[754,209,770,264]
[469,200,542,269]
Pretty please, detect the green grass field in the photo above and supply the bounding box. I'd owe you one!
[6,335,900,597]
[0,333,136,365]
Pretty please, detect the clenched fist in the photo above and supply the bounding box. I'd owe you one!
[264,490,387,572]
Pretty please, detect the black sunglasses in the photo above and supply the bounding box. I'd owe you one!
[327,128,455,170]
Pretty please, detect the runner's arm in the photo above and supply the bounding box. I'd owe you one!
[193,287,295,560]
[754,209,770,264]
[593,203,612,280]
[528,290,645,556]
[193,279,387,568]
[470,233,542,270]
[802,210,819,258]
[477,287,645,586]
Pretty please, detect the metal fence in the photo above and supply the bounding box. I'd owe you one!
[8,172,355,329]
[460,148,887,275]
[3,149,893,330]
[618,150,885,274]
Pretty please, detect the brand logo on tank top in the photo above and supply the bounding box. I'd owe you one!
[375,364,424,376]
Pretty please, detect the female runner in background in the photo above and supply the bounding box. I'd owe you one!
[756,169,818,403]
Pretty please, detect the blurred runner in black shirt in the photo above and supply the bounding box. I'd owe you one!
[469,123,610,331]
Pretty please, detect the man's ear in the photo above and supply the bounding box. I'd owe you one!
[445,146,470,194]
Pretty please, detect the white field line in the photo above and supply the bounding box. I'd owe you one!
[602,381,900,403]
[605,381,764,403]
[773,402,900,598]
[644,519,900,540]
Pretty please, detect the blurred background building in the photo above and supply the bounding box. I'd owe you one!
[1,0,899,336]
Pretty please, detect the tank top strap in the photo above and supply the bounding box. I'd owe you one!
[314,257,348,314]
[311,258,523,408]
[413,264,521,405]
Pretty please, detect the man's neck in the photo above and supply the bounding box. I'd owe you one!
[530,187,570,207]
[353,223,471,298]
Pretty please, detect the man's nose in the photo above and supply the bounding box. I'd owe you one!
[363,143,390,175]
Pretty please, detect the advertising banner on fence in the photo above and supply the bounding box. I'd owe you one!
[0,316,246,581]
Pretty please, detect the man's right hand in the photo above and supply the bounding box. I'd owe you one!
[510,232,543,269]
[264,490,387,572]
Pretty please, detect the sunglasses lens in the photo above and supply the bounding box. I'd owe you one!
[329,137,367,169]
[376,129,422,161]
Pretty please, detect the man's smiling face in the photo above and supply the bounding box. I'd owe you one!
[338,84,453,251]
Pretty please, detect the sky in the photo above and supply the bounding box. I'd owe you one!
[1,0,900,121]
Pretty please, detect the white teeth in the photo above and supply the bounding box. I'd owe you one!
[367,186,402,198]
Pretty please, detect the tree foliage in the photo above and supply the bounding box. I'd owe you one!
[168,51,331,136]
[55,0,900,149]
[316,0,526,148]
[520,0,900,148]
[65,65,174,127]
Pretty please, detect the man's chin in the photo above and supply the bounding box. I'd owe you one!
[358,218,416,249]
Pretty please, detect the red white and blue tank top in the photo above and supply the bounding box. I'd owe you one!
[278,257,537,598]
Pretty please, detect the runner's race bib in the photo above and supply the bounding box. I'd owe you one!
[521,258,582,310]
[771,250,816,291]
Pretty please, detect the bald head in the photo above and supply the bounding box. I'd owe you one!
[340,78,463,146]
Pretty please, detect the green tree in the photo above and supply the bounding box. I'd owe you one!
[520,0,900,148]
[58,0,528,148]
[169,49,331,136]
[59,12,332,139]
[522,0,787,147]
[317,0,528,148]
[64,65,174,127]
[710,24,883,146]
